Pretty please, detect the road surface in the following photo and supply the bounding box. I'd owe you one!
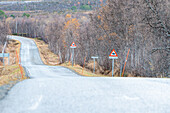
[0,36,170,113]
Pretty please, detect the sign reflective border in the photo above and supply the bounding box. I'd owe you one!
[109,49,118,58]
[70,42,76,48]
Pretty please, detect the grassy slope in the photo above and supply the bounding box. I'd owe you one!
[0,40,27,86]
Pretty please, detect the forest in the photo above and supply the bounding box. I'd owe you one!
[0,0,169,77]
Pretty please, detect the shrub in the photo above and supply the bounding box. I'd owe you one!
[80,5,92,10]
[23,13,30,18]
[0,10,5,16]
[71,6,77,12]
[10,15,15,18]
[0,10,5,19]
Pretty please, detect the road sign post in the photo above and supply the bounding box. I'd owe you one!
[112,59,114,77]
[91,56,99,73]
[2,42,7,66]
[109,49,118,77]
[0,53,10,66]
[72,48,74,66]
[70,42,76,66]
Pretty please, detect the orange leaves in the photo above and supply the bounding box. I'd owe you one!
[109,32,117,36]
[103,23,109,30]
[98,36,104,40]
[97,15,101,20]
[128,25,135,34]
[64,18,80,30]
[97,15,103,21]
[109,32,120,39]
[65,14,71,19]
[62,38,67,48]
[63,15,80,39]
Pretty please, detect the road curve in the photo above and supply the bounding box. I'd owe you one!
[0,36,170,113]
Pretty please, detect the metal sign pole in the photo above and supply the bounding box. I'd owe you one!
[93,58,95,73]
[109,49,118,77]
[2,42,7,66]
[91,56,99,73]
[70,42,76,66]
[8,56,10,65]
[72,48,74,66]
[112,59,114,77]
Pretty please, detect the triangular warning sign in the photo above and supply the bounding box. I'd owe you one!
[70,42,76,48]
[109,49,118,57]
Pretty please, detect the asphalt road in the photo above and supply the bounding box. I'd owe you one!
[0,36,170,113]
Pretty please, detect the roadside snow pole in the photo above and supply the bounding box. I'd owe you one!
[70,42,76,66]
[109,49,118,77]
[91,56,99,73]
[16,50,23,79]
[122,49,130,77]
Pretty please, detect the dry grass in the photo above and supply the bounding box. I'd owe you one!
[32,38,59,65]
[0,65,26,86]
[0,39,27,86]
[61,62,107,77]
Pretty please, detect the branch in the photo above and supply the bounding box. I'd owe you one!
[152,47,170,53]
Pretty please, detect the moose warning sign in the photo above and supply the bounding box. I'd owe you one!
[70,42,76,48]
[109,49,118,59]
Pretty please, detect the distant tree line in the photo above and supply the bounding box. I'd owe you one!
[7,0,169,77]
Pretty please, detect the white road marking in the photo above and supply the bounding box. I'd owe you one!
[29,95,43,110]
[123,95,140,100]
